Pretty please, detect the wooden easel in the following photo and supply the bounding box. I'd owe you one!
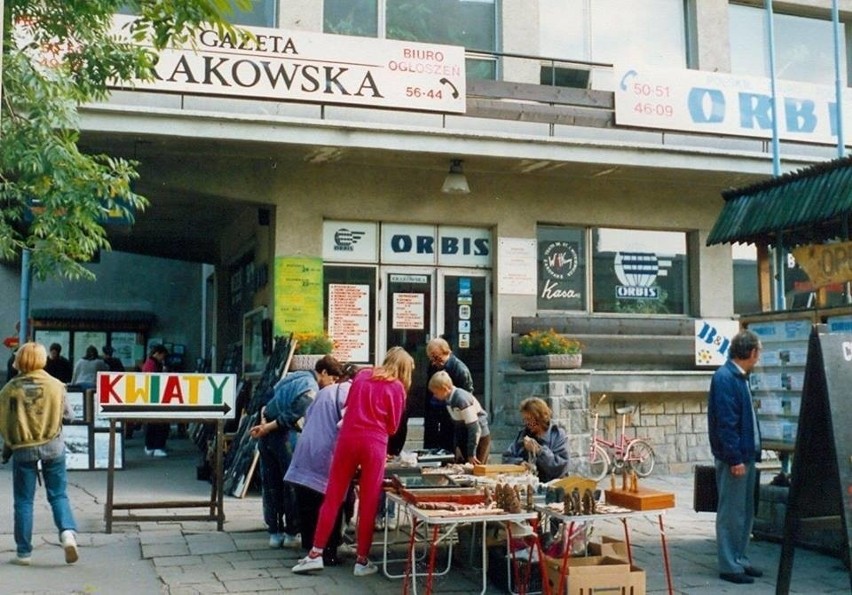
[103,417,226,533]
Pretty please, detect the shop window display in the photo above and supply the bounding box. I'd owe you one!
[536,225,690,315]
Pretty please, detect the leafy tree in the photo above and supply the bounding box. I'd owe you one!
[0,0,249,280]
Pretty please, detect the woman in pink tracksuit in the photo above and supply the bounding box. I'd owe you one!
[292,346,413,577]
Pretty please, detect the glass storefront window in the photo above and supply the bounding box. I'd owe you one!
[729,4,846,86]
[536,226,587,311]
[324,0,496,78]
[539,0,687,90]
[592,228,689,314]
[227,0,276,27]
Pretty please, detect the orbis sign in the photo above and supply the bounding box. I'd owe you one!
[615,64,852,145]
[97,372,236,419]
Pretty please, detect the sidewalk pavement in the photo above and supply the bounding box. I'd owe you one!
[1,435,849,595]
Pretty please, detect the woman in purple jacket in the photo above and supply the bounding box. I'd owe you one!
[284,363,357,565]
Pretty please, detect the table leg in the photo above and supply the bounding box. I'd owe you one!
[619,518,634,566]
[658,514,674,595]
[403,517,420,595]
[426,524,440,595]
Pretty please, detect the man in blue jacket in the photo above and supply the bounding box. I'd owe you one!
[707,329,762,585]
[250,355,342,549]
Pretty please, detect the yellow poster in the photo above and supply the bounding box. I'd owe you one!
[274,256,324,337]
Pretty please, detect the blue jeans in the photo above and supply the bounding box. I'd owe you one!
[13,454,77,557]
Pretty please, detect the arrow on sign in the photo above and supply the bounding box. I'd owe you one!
[100,403,232,416]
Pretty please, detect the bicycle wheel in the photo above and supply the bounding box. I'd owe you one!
[625,439,655,477]
[588,443,610,482]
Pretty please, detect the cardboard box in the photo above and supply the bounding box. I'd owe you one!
[588,536,629,562]
[605,487,675,510]
[544,555,645,595]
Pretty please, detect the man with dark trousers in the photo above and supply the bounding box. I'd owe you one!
[707,329,763,585]
[423,338,473,453]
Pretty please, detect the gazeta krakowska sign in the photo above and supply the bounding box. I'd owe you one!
[97,372,237,419]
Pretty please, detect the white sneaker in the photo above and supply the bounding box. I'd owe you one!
[60,530,78,564]
[12,554,31,566]
[281,532,300,548]
[353,559,377,577]
[151,449,168,458]
[292,554,324,574]
[268,533,284,548]
[144,448,153,456]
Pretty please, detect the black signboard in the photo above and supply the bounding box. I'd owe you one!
[776,327,852,594]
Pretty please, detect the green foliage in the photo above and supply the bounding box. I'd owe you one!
[518,329,582,356]
[0,0,250,280]
[294,333,334,355]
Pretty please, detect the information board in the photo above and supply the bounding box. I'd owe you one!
[776,327,852,593]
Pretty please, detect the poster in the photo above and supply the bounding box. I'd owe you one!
[33,330,70,357]
[393,293,424,330]
[110,332,138,368]
[73,331,107,363]
[274,256,324,337]
[497,237,537,295]
[328,284,371,362]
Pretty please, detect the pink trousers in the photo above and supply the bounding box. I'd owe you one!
[312,432,387,558]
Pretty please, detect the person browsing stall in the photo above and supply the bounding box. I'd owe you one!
[250,355,343,549]
[293,347,413,577]
[284,362,358,566]
[427,370,490,465]
[44,343,73,383]
[142,345,170,457]
[503,397,569,483]
[423,338,473,453]
[70,345,108,390]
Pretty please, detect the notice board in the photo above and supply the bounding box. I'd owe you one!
[776,326,852,593]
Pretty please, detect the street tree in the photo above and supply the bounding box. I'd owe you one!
[0,0,249,280]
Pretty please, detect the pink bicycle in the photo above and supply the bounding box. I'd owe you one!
[588,396,655,482]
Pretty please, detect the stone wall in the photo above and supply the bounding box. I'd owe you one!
[493,370,713,476]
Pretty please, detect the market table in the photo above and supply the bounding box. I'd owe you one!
[381,491,548,595]
[535,502,674,595]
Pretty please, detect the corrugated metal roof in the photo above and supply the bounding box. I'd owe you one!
[706,155,852,247]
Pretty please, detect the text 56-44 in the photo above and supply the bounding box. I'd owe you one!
[406,86,443,99]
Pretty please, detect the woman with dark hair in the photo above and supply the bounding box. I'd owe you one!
[70,345,108,390]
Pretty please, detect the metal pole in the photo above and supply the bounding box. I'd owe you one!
[765,0,786,310]
[18,249,32,345]
[833,0,845,157]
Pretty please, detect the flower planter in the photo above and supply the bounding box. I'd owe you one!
[519,353,582,371]
[289,354,324,371]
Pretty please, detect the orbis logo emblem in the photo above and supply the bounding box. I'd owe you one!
[614,251,666,298]
[333,228,366,252]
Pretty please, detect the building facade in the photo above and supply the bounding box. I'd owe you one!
[4,0,851,471]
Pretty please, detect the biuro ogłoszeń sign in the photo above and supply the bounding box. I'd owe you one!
[96,372,237,419]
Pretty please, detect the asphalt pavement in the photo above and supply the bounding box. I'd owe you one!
[0,434,849,594]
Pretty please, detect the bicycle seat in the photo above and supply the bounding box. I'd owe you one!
[615,405,635,415]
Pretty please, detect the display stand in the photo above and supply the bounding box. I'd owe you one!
[776,327,852,594]
[104,418,226,533]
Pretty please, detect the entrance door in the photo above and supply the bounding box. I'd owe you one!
[382,268,490,419]
[383,270,434,419]
[437,271,490,411]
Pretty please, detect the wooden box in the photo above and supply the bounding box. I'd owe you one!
[399,487,485,505]
[605,487,675,510]
[472,463,527,476]
[544,555,646,595]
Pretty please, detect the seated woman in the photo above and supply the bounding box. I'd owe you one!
[503,397,569,483]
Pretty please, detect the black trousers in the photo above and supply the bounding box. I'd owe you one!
[423,403,454,452]
[293,484,344,559]
[144,423,169,450]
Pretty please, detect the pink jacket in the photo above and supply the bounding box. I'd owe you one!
[338,368,406,443]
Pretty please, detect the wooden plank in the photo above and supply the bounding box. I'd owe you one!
[466,79,613,109]
[467,98,613,128]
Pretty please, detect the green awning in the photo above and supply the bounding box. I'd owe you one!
[706,155,852,248]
